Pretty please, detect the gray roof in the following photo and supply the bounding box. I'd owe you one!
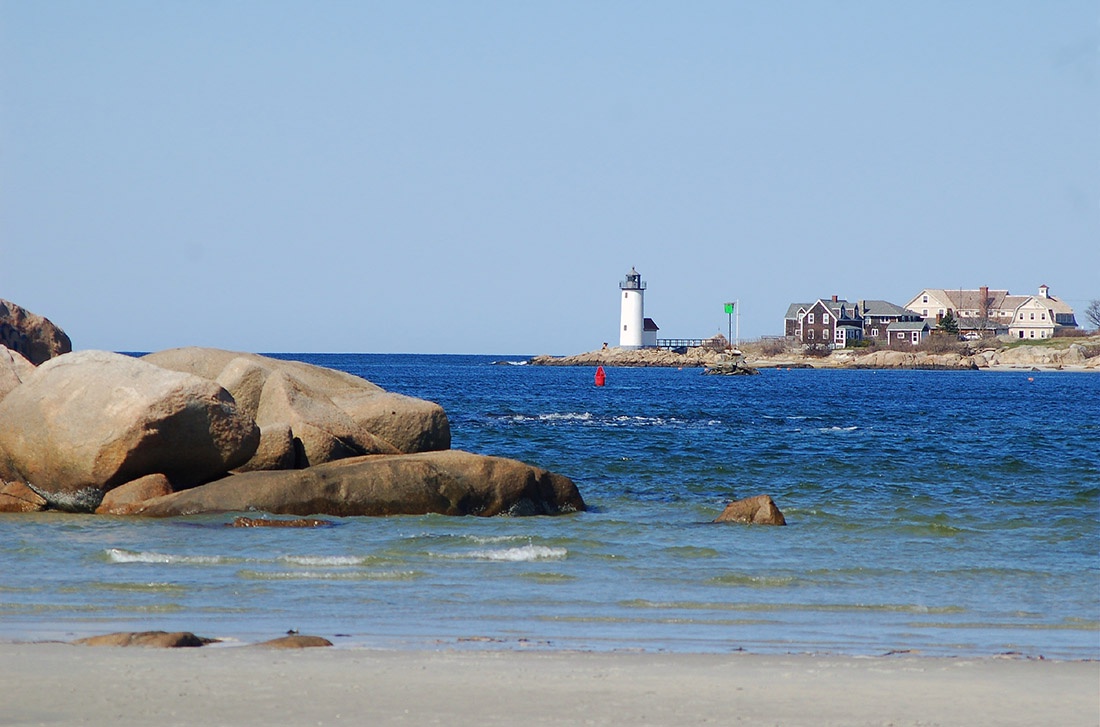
[784,303,813,320]
[887,321,930,332]
[858,300,911,317]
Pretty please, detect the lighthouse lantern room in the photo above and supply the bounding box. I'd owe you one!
[619,267,646,349]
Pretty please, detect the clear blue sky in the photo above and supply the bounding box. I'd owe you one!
[2,1,1097,354]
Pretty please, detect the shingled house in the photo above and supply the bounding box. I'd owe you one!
[784,296,928,348]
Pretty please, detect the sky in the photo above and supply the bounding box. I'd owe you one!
[2,1,1097,355]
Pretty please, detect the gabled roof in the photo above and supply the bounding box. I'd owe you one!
[784,303,813,320]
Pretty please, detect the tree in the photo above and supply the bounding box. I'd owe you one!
[938,310,959,335]
[1086,300,1100,331]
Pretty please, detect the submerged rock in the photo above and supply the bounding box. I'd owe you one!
[714,494,786,525]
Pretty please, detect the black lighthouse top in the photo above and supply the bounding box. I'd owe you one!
[619,267,646,291]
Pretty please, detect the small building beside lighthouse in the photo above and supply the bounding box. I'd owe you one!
[619,267,646,348]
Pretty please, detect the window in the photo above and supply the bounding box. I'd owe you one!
[912,332,919,343]
[871,329,879,337]
[624,293,628,299]
[922,309,928,316]
[623,325,627,331]
[1041,313,1046,320]
[897,332,905,339]
[922,295,928,303]
[808,313,815,324]
[1020,313,1024,320]
[1030,313,1035,320]
[808,330,815,340]
[1030,330,1035,338]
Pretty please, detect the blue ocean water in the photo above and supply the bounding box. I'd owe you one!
[2,354,1097,657]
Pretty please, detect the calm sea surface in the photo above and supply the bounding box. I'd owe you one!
[2,354,1097,657]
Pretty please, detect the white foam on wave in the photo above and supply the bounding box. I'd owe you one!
[107,548,229,565]
[462,545,568,562]
[465,534,528,545]
[279,555,366,567]
[819,425,859,433]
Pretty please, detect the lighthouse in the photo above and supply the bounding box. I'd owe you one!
[619,267,646,349]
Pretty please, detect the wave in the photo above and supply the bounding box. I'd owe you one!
[278,555,368,567]
[436,545,568,562]
[237,569,422,581]
[106,548,234,565]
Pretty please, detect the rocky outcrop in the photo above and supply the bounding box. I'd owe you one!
[73,631,215,647]
[529,346,731,368]
[144,348,451,459]
[703,360,760,375]
[0,299,72,365]
[0,351,260,511]
[136,450,586,518]
[714,495,786,525]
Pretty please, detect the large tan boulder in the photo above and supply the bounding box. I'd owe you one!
[0,346,35,400]
[0,351,259,511]
[714,495,786,525]
[0,299,71,365]
[144,348,451,460]
[136,450,586,518]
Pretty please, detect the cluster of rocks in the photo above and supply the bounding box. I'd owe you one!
[529,346,750,369]
[533,339,1100,372]
[0,344,585,518]
[71,631,332,649]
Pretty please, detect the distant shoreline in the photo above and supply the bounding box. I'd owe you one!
[528,336,1100,372]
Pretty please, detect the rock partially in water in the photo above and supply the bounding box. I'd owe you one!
[714,494,786,525]
[137,450,586,518]
[73,631,216,648]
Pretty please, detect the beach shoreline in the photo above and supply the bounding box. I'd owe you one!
[4,641,1097,726]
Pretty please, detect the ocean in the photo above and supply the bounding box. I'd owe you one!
[1,354,1097,658]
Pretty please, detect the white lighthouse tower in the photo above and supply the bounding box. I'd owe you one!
[619,267,646,349]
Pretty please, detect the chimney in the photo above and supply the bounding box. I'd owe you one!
[831,295,838,302]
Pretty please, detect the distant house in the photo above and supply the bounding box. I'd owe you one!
[1008,285,1078,340]
[787,296,863,348]
[784,296,928,348]
[905,285,1078,339]
[642,317,660,348]
[855,300,924,342]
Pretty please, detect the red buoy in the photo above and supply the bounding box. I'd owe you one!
[594,366,606,387]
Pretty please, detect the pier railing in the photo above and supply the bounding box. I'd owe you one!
[655,338,725,351]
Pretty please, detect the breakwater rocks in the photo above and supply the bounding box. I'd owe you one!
[529,346,737,368]
[529,339,1100,372]
[0,346,585,517]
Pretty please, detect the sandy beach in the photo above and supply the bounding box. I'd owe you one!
[3,643,1097,726]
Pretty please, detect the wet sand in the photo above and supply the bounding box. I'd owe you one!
[3,643,1097,726]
